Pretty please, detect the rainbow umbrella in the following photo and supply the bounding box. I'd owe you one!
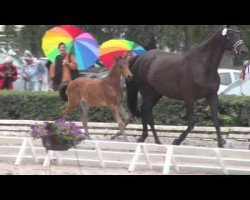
[99,39,146,69]
[42,25,99,70]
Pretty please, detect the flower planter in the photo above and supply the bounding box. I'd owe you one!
[30,119,85,151]
[41,135,75,151]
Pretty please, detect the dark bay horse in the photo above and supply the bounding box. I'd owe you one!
[60,56,133,140]
[126,25,248,147]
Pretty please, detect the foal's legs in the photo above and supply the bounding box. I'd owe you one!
[138,92,162,144]
[206,94,225,148]
[109,104,128,141]
[60,103,79,119]
[111,105,131,140]
[60,89,80,118]
[118,105,131,127]
[81,101,91,140]
[172,100,195,145]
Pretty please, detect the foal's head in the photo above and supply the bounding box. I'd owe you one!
[114,56,133,81]
[222,25,248,58]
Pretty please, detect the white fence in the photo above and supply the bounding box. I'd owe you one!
[1,120,250,175]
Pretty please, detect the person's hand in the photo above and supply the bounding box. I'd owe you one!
[0,73,6,78]
[38,77,43,83]
[49,81,54,89]
[63,60,69,66]
[239,71,244,80]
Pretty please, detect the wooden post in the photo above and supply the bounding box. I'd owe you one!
[142,145,152,170]
[128,144,141,172]
[94,141,105,168]
[27,138,39,164]
[15,138,28,166]
[163,146,173,175]
[214,149,228,175]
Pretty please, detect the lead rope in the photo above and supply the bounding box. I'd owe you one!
[74,144,83,175]
[45,150,51,175]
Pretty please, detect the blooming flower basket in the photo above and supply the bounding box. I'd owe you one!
[30,119,85,151]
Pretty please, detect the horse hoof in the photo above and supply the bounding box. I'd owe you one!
[218,139,226,148]
[155,140,162,145]
[137,137,146,143]
[172,139,181,145]
[86,136,92,140]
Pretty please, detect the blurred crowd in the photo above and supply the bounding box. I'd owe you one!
[0,50,51,91]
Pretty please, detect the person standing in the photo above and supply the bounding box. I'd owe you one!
[239,60,250,80]
[0,56,18,90]
[49,42,79,91]
[22,51,45,91]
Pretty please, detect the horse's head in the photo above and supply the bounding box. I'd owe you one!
[222,25,248,58]
[114,56,133,81]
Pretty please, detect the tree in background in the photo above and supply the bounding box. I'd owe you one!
[15,25,54,57]
[2,25,249,64]
[2,25,18,51]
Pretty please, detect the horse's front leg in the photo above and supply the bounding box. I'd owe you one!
[109,105,128,142]
[81,101,91,140]
[118,104,131,127]
[206,95,226,148]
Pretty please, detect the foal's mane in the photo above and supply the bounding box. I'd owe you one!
[103,60,120,81]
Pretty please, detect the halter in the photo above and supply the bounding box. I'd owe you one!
[233,40,244,54]
[226,28,244,55]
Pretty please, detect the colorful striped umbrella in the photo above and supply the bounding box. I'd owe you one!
[99,39,146,69]
[42,25,99,70]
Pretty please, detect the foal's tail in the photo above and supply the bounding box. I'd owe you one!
[58,81,70,101]
[126,55,141,118]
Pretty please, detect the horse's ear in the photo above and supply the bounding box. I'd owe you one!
[222,26,228,36]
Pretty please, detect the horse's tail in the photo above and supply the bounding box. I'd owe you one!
[58,81,70,101]
[126,55,141,118]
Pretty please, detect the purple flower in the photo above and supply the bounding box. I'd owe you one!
[30,120,85,142]
[31,125,39,133]
[69,122,77,129]
[44,122,49,130]
[55,119,66,125]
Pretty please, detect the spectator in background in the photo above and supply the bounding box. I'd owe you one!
[49,42,79,91]
[0,56,18,90]
[22,51,45,91]
[123,51,133,64]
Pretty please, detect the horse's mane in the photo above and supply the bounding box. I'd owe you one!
[184,26,223,54]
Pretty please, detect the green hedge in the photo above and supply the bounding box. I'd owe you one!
[0,90,250,127]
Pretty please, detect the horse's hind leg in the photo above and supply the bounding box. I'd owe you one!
[60,105,67,118]
[60,103,78,119]
[206,95,226,148]
[172,100,195,145]
[81,101,91,140]
[60,89,80,118]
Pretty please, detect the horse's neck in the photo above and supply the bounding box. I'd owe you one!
[195,29,226,71]
[103,64,121,89]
